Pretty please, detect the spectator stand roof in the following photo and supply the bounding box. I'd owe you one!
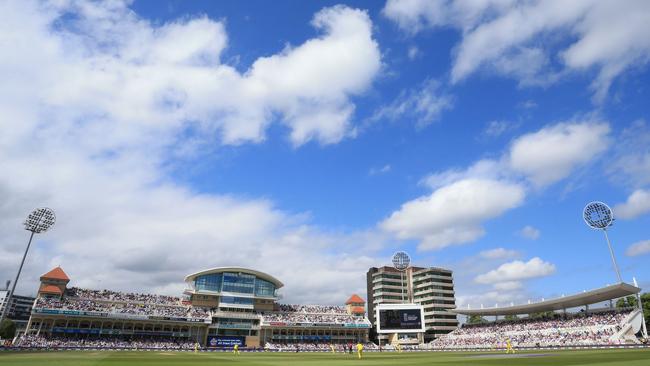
[452,282,641,316]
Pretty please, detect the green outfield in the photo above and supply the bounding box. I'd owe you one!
[1,349,650,366]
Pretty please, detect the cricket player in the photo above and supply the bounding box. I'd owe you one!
[505,338,515,354]
[356,342,363,359]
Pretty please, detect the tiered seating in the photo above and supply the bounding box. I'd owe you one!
[35,288,211,320]
[431,310,631,348]
[262,312,368,324]
[262,304,369,325]
[66,287,181,305]
[15,334,196,349]
[276,304,348,314]
[264,342,378,351]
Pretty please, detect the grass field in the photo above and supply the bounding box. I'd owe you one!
[2,349,650,366]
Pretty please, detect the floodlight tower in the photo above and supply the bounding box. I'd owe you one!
[392,251,411,303]
[583,202,622,283]
[0,208,56,327]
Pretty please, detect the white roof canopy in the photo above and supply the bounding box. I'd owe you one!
[452,282,640,316]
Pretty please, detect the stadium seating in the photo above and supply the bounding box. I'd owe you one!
[260,304,370,325]
[15,334,196,349]
[66,287,182,305]
[276,304,348,314]
[430,310,633,348]
[264,342,378,351]
[34,288,211,320]
[261,312,368,325]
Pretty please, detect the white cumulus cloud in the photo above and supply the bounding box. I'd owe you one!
[480,248,519,259]
[383,0,650,101]
[626,240,650,257]
[519,225,541,240]
[493,281,523,291]
[383,121,608,251]
[475,257,556,284]
[508,122,611,187]
[614,190,650,220]
[380,179,525,250]
[0,0,386,303]
[1,1,381,149]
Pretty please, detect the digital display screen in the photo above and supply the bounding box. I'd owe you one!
[207,336,244,347]
[378,308,423,330]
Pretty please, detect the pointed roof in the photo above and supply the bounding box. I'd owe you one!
[345,294,365,305]
[39,284,63,294]
[40,266,70,281]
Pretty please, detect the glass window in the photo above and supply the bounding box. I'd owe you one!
[195,273,223,292]
[254,279,276,297]
[222,272,255,294]
[220,296,254,305]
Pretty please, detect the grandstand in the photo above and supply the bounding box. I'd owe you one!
[430,282,646,350]
[9,266,648,351]
[16,266,370,349]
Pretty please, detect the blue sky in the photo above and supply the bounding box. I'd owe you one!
[1,0,649,308]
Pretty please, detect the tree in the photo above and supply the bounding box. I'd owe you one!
[616,296,638,309]
[0,319,16,340]
[504,314,519,321]
[617,293,649,333]
[529,311,555,319]
[467,315,486,324]
[641,293,650,331]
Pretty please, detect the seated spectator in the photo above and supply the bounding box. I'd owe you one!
[430,310,631,349]
[14,334,196,350]
[35,290,211,321]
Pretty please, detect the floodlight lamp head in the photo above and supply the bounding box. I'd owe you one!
[392,251,410,271]
[24,207,56,233]
[583,201,613,230]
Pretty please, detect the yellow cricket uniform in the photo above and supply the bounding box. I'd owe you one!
[356,343,363,359]
[505,339,515,354]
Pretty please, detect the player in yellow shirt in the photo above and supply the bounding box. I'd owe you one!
[396,343,402,353]
[233,344,240,355]
[356,342,363,359]
[505,338,515,354]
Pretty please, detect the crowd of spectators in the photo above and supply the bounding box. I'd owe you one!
[15,334,196,349]
[66,287,181,306]
[262,312,368,325]
[34,296,210,320]
[35,297,112,312]
[264,342,378,352]
[276,304,348,314]
[431,310,631,349]
[263,304,368,325]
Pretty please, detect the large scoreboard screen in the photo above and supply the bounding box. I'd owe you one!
[376,304,425,333]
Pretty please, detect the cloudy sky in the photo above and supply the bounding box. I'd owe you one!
[1,0,649,309]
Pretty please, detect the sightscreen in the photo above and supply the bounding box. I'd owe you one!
[378,308,423,331]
